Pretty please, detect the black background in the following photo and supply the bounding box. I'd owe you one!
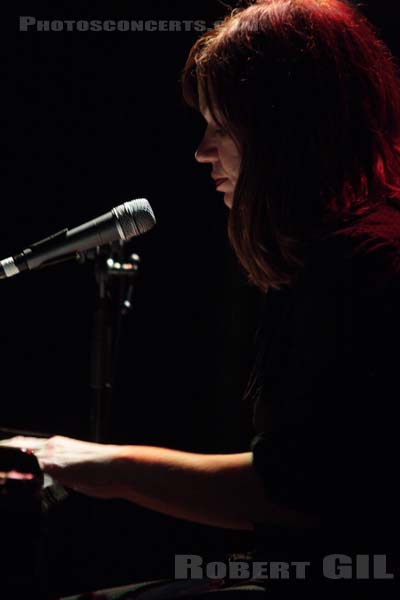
[3,1,400,596]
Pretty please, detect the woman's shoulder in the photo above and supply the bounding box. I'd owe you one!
[333,201,400,251]
[305,201,400,293]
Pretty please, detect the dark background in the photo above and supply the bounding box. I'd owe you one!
[3,1,400,596]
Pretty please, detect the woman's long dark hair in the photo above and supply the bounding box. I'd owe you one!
[182,0,400,292]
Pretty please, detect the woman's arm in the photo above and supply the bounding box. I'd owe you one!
[0,435,319,531]
[107,444,318,530]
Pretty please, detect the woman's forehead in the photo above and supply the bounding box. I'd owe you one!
[197,82,210,115]
[197,81,224,123]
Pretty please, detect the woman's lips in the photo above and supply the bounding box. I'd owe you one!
[214,178,228,189]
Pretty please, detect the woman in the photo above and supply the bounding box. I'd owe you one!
[3,0,400,596]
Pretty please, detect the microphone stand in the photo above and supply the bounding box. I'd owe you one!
[89,244,140,442]
[1,244,141,521]
[8,244,141,444]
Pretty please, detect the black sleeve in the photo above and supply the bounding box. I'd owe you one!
[250,233,400,526]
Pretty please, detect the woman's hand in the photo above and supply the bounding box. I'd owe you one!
[0,435,121,498]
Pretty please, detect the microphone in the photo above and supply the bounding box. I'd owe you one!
[0,198,156,279]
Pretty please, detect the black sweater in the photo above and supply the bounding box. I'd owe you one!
[250,201,400,567]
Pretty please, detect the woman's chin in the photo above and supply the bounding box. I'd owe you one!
[223,192,234,209]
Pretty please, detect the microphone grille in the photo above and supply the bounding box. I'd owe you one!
[113,198,156,240]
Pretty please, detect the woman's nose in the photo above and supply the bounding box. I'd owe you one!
[195,134,218,163]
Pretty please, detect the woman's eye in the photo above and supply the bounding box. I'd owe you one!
[214,128,226,137]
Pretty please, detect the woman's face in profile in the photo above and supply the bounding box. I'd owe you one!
[195,85,241,209]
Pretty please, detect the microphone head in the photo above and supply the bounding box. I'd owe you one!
[112,198,156,240]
